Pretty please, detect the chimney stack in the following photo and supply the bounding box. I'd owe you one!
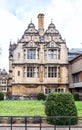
[38,13,44,36]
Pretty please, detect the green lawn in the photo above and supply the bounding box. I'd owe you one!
[0,100,82,116]
[75,101,82,116]
[0,100,45,116]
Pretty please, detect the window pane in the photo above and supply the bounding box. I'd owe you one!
[45,88,51,94]
[18,71,20,76]
[44,67,47,77]
[58,67,60,78]
[24,49,38,59]
[24,50,26,59]
[45,49,57,60]
[24,66,38,78]
[47,67,57,77]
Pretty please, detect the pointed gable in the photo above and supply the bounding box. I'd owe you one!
[24,22,38,34]
[44,22,65,43]
[23,40,39,48]
[45,40,60,48]
[45,22,59,34]
[19,22,39,43]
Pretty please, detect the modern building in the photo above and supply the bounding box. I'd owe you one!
[69,54,82,99]
[0,69,9,97]
[9,13,68,96]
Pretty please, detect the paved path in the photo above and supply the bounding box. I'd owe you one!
[0,127,82,130]
[0,124,82,130]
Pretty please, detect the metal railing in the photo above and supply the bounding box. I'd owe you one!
[0,116,82,130]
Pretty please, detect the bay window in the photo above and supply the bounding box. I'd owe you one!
[24,66,39,78]
[45,66,60,78]
[24,49,38,59]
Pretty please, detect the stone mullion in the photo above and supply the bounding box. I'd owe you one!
[57,49,58,60]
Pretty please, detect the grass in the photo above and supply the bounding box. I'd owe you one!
[75,101,82,116]
[0,100,82,116]
[0,100,45,116]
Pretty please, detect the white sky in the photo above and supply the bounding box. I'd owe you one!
[0,0,82,72]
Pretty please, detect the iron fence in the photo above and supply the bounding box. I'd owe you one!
[0,116,82,130]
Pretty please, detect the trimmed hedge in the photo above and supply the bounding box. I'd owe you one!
[37,93,46,100]
[0,92,4,100]
[45,92,78,125]
[72,92,79,101]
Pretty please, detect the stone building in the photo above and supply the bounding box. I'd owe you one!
[69,54,82,99]
[9,14,68,96]
[0,69,9,97]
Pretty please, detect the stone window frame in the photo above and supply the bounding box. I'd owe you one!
[44,66,60,78]
[55,88,64,92]
[44,49,60,60]
[24,66,39,78]
[45,88,51,94]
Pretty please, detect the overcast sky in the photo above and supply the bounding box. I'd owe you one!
[0,0,82,72]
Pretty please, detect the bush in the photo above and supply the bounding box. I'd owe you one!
[45,92,78,125]
[21,116,30,123]
[73,92,79,101]
[32,115,42,123]
[37,93,46,100]
[0,117,3,123]
[0,92,4,100]
[8,117,16,123]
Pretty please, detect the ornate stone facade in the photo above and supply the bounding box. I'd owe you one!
[9,13,68,96]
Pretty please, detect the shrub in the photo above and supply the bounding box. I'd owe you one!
[0,92,4,100]
[32,115,42,123]
[37,93,46,100]
[21,116,30,123]
[72,92,79,101]
[8,117,16,123]
[45,92,78,125]
[0,117,3,123]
